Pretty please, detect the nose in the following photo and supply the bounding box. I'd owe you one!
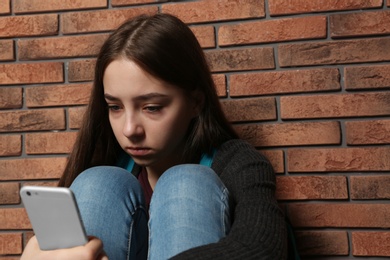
[122,111,144,139]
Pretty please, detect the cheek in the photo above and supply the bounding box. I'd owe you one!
[164,111,193,138]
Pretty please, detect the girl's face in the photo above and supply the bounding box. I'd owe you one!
[103,58,199,175]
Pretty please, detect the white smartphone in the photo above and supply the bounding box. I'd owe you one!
[20,186,88,250]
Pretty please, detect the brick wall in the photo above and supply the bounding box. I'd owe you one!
[1,0,390,258]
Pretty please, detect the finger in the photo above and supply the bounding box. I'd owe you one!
[21,236,41,260]
[84,237,105,258]
[98,252,109,260]
[26,235,39,248]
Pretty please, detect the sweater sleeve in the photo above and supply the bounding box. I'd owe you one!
[171,139,287,260]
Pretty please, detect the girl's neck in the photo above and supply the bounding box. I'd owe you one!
[145,142,188,190]
[146,168,159,190]
[145,156,182,190]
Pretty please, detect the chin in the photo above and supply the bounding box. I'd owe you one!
[131,157,153,167]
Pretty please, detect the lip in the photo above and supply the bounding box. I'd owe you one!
[125,147,152,157]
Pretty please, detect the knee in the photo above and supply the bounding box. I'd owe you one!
[71,166,132,187]
[70,166,142,198]
[149,165,232,236]
[153,164,226,199]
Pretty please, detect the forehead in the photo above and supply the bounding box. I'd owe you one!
[103,58,186,99]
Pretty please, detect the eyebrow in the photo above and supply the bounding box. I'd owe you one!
[104,92,169,102]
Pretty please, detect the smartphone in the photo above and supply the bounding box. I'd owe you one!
[20,186,88,250]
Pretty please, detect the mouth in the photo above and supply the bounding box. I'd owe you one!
[125,147,152,157]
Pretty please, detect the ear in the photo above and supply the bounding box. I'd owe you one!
[189,89,205,118]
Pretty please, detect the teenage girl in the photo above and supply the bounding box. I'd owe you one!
[22,13,287,260]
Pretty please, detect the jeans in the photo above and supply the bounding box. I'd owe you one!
[70,164,231,260]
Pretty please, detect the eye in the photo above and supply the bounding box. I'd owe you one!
[144,105,163,113]
[107,104,122,112]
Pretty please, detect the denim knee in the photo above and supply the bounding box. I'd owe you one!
[71,166,134,190]
[148,164,231,259]
[153,164,228,199]
[70,166,148,260]
[71,166,148,216]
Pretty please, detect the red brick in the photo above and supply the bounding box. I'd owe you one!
[212,74,226,97]
[0,62,63,85]
[260,150,284,173]
[279,38,390,67]
[0,182,20,205]
[345,64,390,90]
[296,231,349,256]
[18,34,108,60]
[162,0,265,24]
[289,203,390,228]
[68,59,96,82]
[276,176,347,200]
[0,0,10,14]
[112,0,168,6]
[219,16,326,46]
[22,181,58,187]
[69,106,87,129]
[235,121,340,147]
[352,232,390,256]
[0,209,30,229]
[0,14,58,38]
[206,47,275,72]
[14,0,107,14]
[350,176,390,200]
[388,0,390,7]
[331,11,390,38]
[0,87,22,109]
[0,39,14,61]
[281,92,390,119]
[288,147,390,172]
[0,233,22,255]
[346,119,390,145]
[0,135,21,157]
[230,68,340,97]
[26,132,78,154]
[0,109,65,132]
[0,257,20,260]
[0,157,67,181]
[61,7,157,34]
[191,26,215,48]
[269,0,382,16]
[221,97,276,122]
[26,83,92,108]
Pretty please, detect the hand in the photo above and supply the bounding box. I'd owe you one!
[21,236,108,260]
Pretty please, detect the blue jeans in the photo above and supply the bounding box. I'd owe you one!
[70,164,231,260]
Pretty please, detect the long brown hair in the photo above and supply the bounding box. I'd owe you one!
[59,13,237,187]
